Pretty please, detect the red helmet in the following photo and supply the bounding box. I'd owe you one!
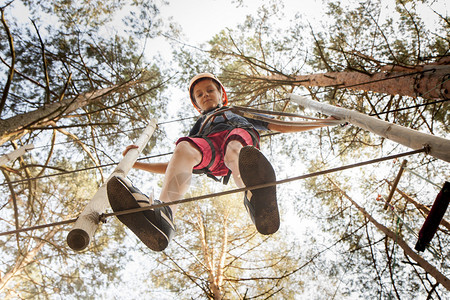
[188,73,228,112]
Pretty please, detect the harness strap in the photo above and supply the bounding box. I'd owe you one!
[192,136,216,176]
[231,105,323,120]
[192,107,263,185]
[197,107,232,136]
[193,128,259,185]
[230,106,341,127]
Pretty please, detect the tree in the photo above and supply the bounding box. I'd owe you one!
[172,0,449,297]
[0,0,172,297]
[1,0,448,298]
[329,178,450,291]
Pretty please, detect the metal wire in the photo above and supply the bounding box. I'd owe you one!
[0,147,427,237]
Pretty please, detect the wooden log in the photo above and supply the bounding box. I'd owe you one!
[384,160,407,209]
[0,144,34,165]
[290,94,450,163]
[415,182,450,252]
[67,120,157,251]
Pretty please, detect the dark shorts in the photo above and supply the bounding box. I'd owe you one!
[176,128,259,177]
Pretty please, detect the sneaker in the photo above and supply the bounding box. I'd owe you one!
[239,146,279,235]
[107,176,175,251]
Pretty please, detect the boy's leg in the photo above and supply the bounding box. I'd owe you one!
[107,140,200,251]
[224,140,245,189]
[159,141,202,214]
[225,141,279,235]
[224,140,255,212]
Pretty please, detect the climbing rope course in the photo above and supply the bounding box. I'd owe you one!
[3,68,447,154]
[0,70,448,253]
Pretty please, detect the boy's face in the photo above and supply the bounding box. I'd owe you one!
[193,79,223,112]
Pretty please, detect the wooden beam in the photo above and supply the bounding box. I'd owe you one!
[66,120,157,251]
[290,94,450,163]
[384,160,407,209]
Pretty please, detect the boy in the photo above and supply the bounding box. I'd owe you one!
[107,73,334,251]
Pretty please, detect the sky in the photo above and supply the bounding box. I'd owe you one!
[157,0,326,44]
[143,0,328,62]
[146,0,449,68]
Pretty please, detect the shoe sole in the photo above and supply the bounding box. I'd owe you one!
[107,177,169,251]
[239,146,279,235]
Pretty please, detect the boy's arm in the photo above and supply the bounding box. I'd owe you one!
[123,144,168,174]
[133,161,168,174]
[267,117,337,133]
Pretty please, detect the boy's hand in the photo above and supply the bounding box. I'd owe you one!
[123,145,139,156]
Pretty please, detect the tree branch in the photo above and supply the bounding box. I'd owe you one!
[30,19,51,104]
[328,177,450,291]
[0,8,15,117]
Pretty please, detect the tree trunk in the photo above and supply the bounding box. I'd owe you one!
[262,64,449,100]
[328,178,450,291]
[215,214,228,291]
[197,210,223,299]
[0,81,134,146]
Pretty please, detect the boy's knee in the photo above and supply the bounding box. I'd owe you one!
[174,141,201,161]
[224,140,243,164]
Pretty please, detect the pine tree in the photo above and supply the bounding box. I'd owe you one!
[0,0,170,297]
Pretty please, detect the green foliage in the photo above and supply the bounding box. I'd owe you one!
[0,0,173,298]
[22,0,125,29]
[319,0,446,70]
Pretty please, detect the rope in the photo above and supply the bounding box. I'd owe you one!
[0,152,172,187]
[400,165,442,190]
[370,99,449,116]
[232,105,324,120]
[0,147,427,237]
[230,106,343,127]
[325,69,436,91]
[232,110,342,127]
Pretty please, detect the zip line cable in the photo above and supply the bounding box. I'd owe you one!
[27,115,197,151]
[31,126,149,150]
[16,93,448,154]
[0,147,427,237]
[0,152,172,187]
[369,99,449,116]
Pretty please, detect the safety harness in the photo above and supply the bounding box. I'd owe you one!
[190,106,341,184]
[190,107,261,184]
